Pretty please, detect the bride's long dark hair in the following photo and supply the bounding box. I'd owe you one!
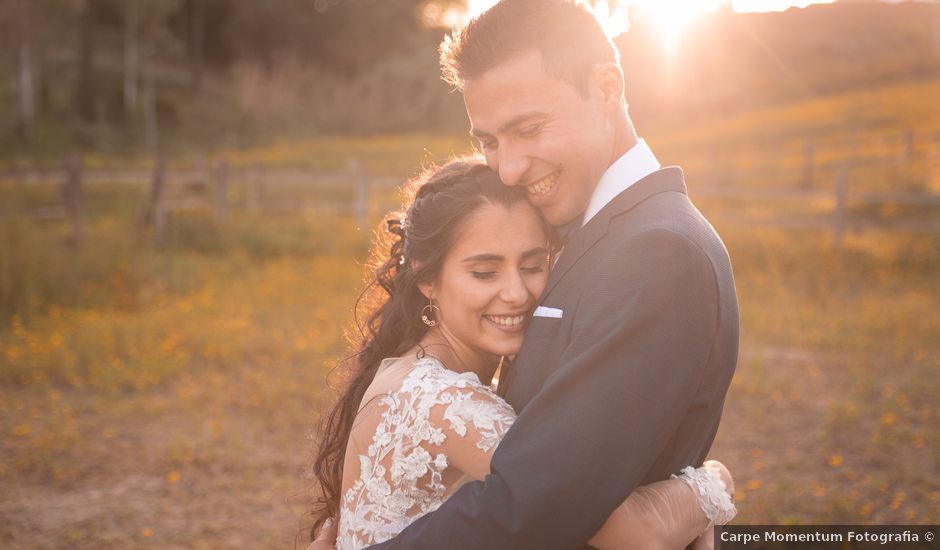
[309,156,551,539]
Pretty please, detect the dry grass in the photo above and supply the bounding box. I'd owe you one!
[1,213,937,548]
[707,226,940,525]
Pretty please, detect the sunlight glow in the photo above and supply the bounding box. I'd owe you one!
[446,0,842,59]
[458,0,843,27]
[630,1,722,58]
[731,0,836,12]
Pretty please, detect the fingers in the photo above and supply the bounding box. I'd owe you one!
[691,525,716,550]
[703,459,735,500]
[307,518,338,550]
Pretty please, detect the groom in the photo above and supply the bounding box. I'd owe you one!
[316,0,738,547]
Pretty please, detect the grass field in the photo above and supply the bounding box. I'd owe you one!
[2,80,940,547]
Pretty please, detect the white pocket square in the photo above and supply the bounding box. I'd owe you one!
[533,306,563,319]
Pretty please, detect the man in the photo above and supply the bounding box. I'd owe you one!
[315,0,738,547]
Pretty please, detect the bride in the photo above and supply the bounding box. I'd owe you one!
[310,157,736,549]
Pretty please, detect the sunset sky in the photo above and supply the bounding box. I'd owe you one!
[451,1,852,57]
[464,0,839,17]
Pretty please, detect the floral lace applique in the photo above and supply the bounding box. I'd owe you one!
[336,357,516,550]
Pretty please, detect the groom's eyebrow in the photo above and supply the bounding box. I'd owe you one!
[470,111,548,138]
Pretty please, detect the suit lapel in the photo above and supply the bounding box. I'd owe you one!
[542,167,688,298]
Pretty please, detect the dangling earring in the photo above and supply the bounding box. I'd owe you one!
[421,298,440,327]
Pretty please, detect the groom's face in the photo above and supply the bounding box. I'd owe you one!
[463,48,614,227]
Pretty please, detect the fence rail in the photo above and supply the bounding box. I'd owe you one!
[2,147,939,247]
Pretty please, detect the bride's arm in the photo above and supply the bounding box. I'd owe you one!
[588,460,735,550]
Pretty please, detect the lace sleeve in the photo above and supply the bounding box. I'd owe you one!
[424,375,517,481]
[337,360,517,550]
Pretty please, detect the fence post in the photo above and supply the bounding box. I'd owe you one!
[61,154,83,248]
[903,128,915,160]
[833,168,848,248]
[139,155,168,244]
[349,158,368,228]
[248,162,264,214]
[801,141,815,189]
[214,157,229,222]
[195,154,208,189]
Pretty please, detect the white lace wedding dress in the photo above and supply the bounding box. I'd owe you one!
[335,356,734,550]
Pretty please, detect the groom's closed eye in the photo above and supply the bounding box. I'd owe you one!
[517,123,543,138]
[470,129,497,152]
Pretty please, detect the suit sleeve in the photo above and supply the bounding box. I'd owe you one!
[367,229,722,549]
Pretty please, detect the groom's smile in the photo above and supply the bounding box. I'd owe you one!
[525,171,559,198]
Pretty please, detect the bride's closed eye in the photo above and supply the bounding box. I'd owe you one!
[471,271,498,280]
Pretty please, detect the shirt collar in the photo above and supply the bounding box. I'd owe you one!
[581,138,661,227]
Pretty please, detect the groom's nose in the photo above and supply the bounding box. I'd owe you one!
[495,141,530,187]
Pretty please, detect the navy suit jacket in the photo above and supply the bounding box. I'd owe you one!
[369,167,739,549]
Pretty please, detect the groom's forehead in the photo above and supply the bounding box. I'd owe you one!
[463,51,578,122]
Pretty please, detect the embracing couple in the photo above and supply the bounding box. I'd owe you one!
[309,1,739,548]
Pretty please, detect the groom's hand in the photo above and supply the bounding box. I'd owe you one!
[307,518,337,550]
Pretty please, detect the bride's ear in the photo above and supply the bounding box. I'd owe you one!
[417,281,434,301]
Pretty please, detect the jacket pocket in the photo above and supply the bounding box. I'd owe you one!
[525,316,561,338]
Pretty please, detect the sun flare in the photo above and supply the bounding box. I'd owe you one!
[629,0,722,57]
[446,0,841,60]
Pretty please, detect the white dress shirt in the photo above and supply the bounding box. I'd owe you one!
[581,138,661,227]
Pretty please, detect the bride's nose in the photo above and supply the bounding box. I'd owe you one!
[499,270,530,305]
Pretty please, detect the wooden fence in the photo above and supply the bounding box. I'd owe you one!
[1,156,403,245]
[2,145,939,248]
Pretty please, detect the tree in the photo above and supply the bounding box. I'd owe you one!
[6,0,36,141]
[124,0,139,116]
[73,0,99,124]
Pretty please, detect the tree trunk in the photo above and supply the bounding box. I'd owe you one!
[124,0,139,117]
[74,0,97,124]
[15,0,35,142]
[187,0,205,93]
[17,37,35,142]
[142,45,159,154]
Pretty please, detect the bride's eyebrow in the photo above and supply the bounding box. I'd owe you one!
[462,247,547,264]
[520,247,548,261]
[462,253,503,263]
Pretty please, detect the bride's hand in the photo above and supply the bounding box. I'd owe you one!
[703,459,735,503]
[690,460,734,550]
[307,518,337,550]
[692,526,716,550]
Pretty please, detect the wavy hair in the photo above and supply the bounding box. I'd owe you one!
[309,155,553,539]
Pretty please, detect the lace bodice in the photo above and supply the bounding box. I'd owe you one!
[336,357,515,550]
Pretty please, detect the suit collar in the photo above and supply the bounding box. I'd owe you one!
[581,138,661,227]
[543,167,687,297]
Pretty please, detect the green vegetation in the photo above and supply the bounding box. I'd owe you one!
[3,2,939,159]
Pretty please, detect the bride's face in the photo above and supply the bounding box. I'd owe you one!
[424,200,550,359]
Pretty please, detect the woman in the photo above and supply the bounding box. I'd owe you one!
[311,157,736,549]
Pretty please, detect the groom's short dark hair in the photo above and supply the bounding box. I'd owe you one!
[439,0,619,98]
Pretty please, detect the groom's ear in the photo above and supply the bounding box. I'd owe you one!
[591,62,625,110]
